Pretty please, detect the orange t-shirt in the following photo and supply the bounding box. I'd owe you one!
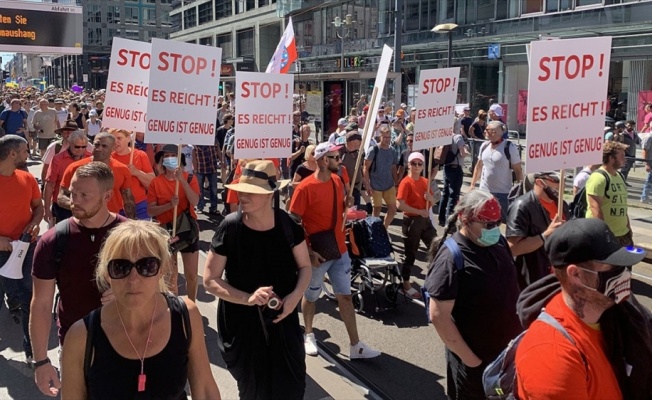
[289,174,346,254]
[339,166,350,185]
[397,175,429,217]
[60,158,133,214]
[111,149,154,204]
[515,293,622,400]
[0,170,40,240]
[226,177,240,206]
[539,197,565,221]
[147,173,199,224]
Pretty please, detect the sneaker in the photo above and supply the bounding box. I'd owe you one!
[350,341,381,359]
[304,333,318,356]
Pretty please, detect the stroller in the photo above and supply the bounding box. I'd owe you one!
[325,214,403,313]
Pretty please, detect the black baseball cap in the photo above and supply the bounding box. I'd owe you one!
[545,219,646,268]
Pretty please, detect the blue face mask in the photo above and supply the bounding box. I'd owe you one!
[162,157,178,170]
[477,226,501,247]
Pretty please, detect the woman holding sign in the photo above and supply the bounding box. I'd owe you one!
[147,145,201,302]
[111,129,155,220]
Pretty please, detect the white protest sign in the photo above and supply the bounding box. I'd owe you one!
[526,37,611,173]
[412,67,461,151]
[234,71,294,159]
[145,38,222,145]
[362,45,393,151]
[103,38,150,132]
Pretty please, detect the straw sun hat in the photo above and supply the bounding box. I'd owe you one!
[225,160,289,194]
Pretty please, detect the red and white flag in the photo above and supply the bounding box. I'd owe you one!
[265,17,298,74]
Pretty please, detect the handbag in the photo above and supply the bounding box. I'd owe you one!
[308,179,341,261]
[167,209,199,253]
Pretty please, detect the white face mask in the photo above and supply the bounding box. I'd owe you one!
[578,266,632,304]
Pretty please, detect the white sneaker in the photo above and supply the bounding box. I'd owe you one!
[350,341,381,359]
[304,333,318,356]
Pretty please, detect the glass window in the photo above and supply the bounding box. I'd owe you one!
[198,2,213,24]
[477,0,494,20]
[171,12,181,30]
[576,0,601,6]
[497,0,520,18]
[522,0,543,13]
[217,33,233,59]
[237,29,254,57]
[258,0,271,6]
[216,0,232,19]
[428,0,438,29]
[457,0,468,24]
[126,29,140,39]
[313,10,322,45]
[125,6,139,22]
[184,7,197,28]
[439,0,455,21]
[143,8,156,25]
[405,0,420,32]
[199,36,213,46]
[379,0,393,35]
[546,0,559,11]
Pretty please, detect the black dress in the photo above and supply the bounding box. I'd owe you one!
[212,210,306,400]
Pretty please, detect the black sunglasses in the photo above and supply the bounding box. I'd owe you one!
[476,221,501,229]
[107,257,161,279]
[410,162,423,167]
[73,145,86,149]
[325,155,341,161]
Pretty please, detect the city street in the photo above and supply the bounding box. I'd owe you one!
[0,154,651,399]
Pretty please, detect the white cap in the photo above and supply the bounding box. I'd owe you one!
[408,152,425,163]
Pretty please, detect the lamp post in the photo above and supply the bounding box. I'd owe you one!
[332,14,355,72]
[431,23,459,68]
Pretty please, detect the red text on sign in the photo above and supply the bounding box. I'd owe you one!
[240,82,290,99]
[531,100,605,122]
[157,52,218,77]
[103,106,146,122]
[236,137,292,150]
[528,137,602,159]
[147,119,214,134]
[109,82,149,97]
[150,90,216,107]
[116,49,151,70]
[414,128,453,141]
[237,113,288,125]
[421,77,457,94]
[417,105,453,120]
[538,54,606,81]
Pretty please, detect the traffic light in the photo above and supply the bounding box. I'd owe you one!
[2,70,9,81]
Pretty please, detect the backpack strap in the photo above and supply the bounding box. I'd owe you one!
[443,237,464,271]
[54,219,70,273]
[174,295,192,349]
[83,308,100,382]
[593,169,613,199]
[537,310,588,370]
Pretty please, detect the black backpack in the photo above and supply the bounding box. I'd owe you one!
[570,169,623,219]
[433,136,459,166]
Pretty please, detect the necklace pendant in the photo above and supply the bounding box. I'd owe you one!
[90,234,95,242]
[138,374,146,392]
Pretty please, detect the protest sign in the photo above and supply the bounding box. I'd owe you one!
[145,38,222,146]
[361,45,393,151]
[526,37,611,173]
[412,67,461,151]
[234,71,294,159]
[103,38,151,132]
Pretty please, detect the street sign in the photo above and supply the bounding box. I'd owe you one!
[82,73,88,83]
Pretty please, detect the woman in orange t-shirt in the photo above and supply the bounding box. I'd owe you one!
[110,129,155,220]
[147,145,201,301]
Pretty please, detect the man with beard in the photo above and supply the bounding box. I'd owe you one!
[0,135,43,365]
[506,171,569,289]
[58,132,136,219]
[290,142,381,360]
[30,162,126,397]
[43,130,91,226]
[585,141,631,245]
[515,218,646,399]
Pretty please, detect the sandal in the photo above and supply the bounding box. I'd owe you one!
[402,287,421,299]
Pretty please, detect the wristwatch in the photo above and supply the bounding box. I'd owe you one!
[32,357,51,369]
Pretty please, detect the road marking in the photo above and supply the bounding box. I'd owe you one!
[633,272,652,282]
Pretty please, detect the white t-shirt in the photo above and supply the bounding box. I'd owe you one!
[182,145,194,173]
[479,140,521,194]
[55,108,69,125]
[87,119,102,137]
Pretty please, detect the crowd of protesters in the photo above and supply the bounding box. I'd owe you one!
[0,84,650,400]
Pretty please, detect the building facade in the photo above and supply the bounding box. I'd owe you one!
[40,0,173,89]
[164,0,652,133]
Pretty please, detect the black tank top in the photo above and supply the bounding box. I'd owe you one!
[84,294,189,400]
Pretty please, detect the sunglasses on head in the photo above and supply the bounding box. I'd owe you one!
[107,257,161,279]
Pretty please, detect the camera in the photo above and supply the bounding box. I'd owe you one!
[267,292,282,310]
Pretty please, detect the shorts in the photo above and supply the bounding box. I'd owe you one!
[304,252,351,302]
[38,137,54,151]
[179,238,200,254]
[119,200,150,221]
[29,129,37,139]
[371,186,397,208]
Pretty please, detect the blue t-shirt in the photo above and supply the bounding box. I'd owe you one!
[0,109,27,135]
[365,145,397,191]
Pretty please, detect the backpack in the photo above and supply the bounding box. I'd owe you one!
[569,169,623,219]
[480,140,514,167]
[421,238,464,323]
[363,216,392,258]
[482,310,585,399]
[433,136,460,166]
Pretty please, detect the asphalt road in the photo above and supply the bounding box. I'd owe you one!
[1,154,651,400]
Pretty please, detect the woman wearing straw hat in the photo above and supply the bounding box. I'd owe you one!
[203,160,311,400]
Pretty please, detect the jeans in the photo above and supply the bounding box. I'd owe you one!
[620,157,635,180]
[470,139,483,173]
[438,165,464,225]
[446,348,487,399]
[642,169,652,201]
[491,192,509,223]
[280,158,290,179]
[196,172,218,211]
[401,216,437,281]
[0,241,36,356]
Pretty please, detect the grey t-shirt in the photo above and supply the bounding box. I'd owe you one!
[479,140,520,194]
[365,145,397,191]
[449,134,465,166]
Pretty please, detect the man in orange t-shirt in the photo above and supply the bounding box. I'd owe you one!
[506,171,570,289]
[58,132,135,218]
[515,218,646,399]
[396,152,437,297]
[290,142,381,360]
[0,135,44,362]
